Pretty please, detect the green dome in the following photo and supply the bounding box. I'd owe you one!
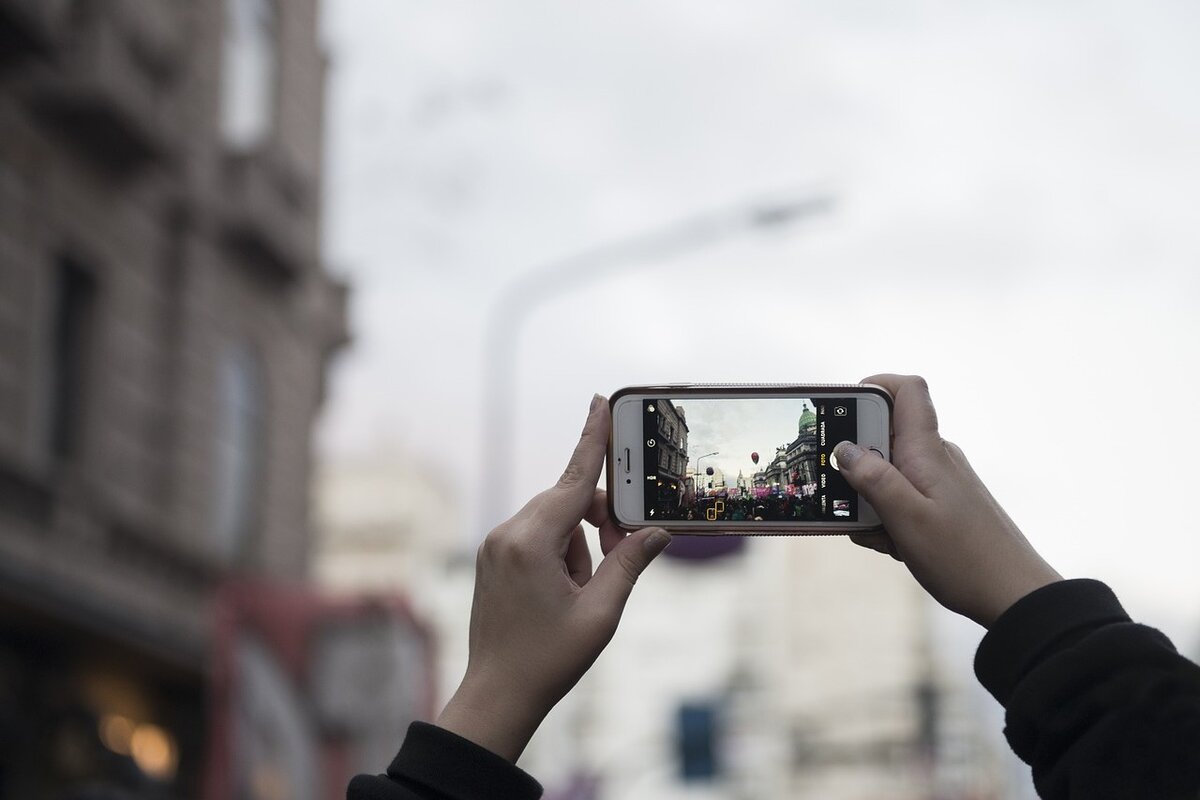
[798,403,817,433]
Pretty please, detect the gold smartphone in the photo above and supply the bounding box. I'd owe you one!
[607,384,892,534]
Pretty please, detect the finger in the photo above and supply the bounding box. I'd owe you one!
[832,440,929,519]
[850,532,904,562]
[943,438,969,468]
[585,489,628,556]
[529,395,610,535]
[586,527,671,613]
[598,524,626,556]
[565,525,593,586]
[850,532,891,555]
[860,374,945,456]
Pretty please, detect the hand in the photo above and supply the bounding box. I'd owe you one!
[436,395,672,761]
[833,375,1062,628]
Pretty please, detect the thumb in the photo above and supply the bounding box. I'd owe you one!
[832,441,924,523]
[587,528,671,612]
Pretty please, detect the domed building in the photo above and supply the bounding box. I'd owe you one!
[786,401,820,500]
[798,402,817,434]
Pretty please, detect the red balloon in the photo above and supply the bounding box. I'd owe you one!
[751,451,759,465]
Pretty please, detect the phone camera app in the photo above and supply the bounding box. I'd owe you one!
[640,396,859,524]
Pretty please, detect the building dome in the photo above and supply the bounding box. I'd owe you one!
[798,403,817,433]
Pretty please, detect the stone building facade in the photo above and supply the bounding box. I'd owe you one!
[649,399,688,517]
[0,0,345,796]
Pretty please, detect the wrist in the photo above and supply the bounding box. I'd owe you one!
[979,566,1064,628]
[435,673,549,763]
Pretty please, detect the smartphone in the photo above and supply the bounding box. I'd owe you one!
[607,384,892,534]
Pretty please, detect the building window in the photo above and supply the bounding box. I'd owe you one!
[213,342,264,559]
[47,258,97,461]
[220,0,277,149]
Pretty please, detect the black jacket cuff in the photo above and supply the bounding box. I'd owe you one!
[974,579,1130,707]
[387,721,542,800]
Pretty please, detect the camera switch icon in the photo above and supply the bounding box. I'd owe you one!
[834,406,848,417]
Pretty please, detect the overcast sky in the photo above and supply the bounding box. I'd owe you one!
[672,398,815,480]
[318,0,1200,654]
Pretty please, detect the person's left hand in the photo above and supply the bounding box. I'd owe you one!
[435,394,672,762]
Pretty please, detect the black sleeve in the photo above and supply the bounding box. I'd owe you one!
[347,721,543,800]
[974,579,1200,799]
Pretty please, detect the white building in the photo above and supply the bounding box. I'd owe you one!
[313,452,476,723]
[568,536,1012,800]
[688,465,727,493]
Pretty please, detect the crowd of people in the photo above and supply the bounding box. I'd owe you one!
[665,492,822,522]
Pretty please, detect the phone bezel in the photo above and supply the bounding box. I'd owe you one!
[607,384,892,534]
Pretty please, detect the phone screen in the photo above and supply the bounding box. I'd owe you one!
[641,397,859,523]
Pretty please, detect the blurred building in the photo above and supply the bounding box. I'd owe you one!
[577,540,1014,800]
[313,452,472,737]
[0,0,346,797]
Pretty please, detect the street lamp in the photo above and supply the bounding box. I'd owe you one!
[695,452,719,494]
[479,192,834,535]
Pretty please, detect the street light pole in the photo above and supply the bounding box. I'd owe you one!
[695,451,719,494]
[478,193,833,536]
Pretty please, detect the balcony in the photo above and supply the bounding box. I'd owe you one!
[220,149,314,282]
[25,0,184,173]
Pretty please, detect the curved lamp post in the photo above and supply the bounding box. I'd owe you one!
[479,193,834,538]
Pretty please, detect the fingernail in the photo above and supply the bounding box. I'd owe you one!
[832,441,866,470]
[644,529,672,558]
[589,394,603,414]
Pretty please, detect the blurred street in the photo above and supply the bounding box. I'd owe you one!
[2,0,1199,798]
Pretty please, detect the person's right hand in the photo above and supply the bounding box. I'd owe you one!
[833,374,1062,628]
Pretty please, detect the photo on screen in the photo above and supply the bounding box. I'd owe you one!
[642,397,858,523]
